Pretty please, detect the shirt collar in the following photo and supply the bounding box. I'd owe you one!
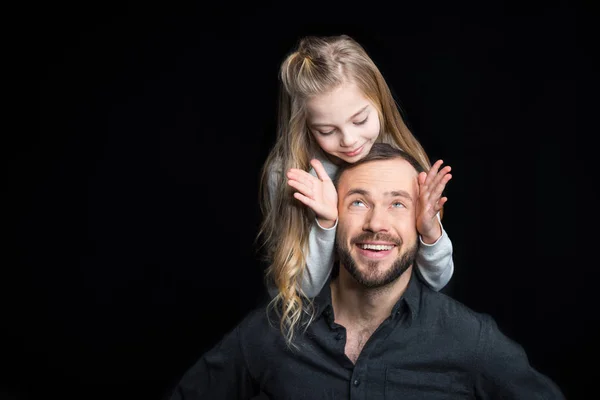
[312,276,334,320]
[312,267,423,323]
[391,270,422,322]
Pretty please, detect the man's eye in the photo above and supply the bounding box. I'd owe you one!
[392,202,405,208]
[351,200,366,207]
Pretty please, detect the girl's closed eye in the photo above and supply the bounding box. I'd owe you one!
[318,128,335,136]
[354,116,368,126]
[319,117,366,134]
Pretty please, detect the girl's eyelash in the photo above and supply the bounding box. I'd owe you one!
[355,117,368,125]
[318,115,367,134]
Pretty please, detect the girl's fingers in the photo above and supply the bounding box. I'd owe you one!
[310,159,332,182]
[430,165,452,187]
[424,160,444,186]
[287,169,317,188]
[434,197,448,212]
[293,192,314,207]
[287,179,313,198]
[430,174,452,199]
[418,171,427,186]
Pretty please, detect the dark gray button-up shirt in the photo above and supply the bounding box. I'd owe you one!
[169,271,564,399]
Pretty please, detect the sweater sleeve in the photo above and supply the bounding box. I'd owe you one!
[265,218,336,299]
[414,213,454,291]
[297,159,340,298]
[265,158,337,299]
[298,218,337,298]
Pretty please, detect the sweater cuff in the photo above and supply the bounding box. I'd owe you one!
[419,213,445,247]
[315,217,338,231]
[313,218,337,241]
[419,217,446,247]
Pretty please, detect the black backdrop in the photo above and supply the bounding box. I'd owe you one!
[6,1,589,399]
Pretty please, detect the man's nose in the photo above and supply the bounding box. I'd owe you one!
[363,206,390,233]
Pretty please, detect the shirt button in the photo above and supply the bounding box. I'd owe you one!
[353,379,360,387]
[335,332,344,340]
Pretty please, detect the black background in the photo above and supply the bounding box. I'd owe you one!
[6,0,588,399]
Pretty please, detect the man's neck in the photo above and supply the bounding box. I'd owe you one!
[330,266,413,329]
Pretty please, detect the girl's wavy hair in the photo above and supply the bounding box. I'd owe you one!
[257,34,433,349]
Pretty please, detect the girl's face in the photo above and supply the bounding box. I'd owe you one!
[306,81,380,164]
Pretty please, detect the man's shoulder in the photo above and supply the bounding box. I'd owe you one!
[232,302,293,365]
[419,285,495,337]
[235,301,286,343]
[237,302,275,330]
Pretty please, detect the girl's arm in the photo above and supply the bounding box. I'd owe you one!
[299,218,337,298]
[285,159,339,298]
[415,214,454,291]
[415,160,454,291]
[265,159,338,299]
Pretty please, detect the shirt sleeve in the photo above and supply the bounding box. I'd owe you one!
[475,315,566,399]
[167,325,258,400]
[414,213,454,291]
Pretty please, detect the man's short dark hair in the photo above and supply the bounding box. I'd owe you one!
[335,143,426,186]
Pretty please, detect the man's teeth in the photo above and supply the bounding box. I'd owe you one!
[359,244,394,251]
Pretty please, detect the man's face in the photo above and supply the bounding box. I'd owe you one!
[336,158,420,288]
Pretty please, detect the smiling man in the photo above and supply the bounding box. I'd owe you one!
[167,143,565,399]
[330,144,425,365]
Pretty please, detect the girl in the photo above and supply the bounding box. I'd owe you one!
[258,34,453,346]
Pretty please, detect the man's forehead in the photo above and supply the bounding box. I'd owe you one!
[339,159,418,194]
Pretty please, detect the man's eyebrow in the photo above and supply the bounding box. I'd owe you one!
[345,188,413,202]
[310,105,369,127]
[345,188,370,198]
[388,190,413,202]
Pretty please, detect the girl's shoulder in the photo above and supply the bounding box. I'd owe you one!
[268,152,338,179]
[312,153,340,180]
[267,155,284,176]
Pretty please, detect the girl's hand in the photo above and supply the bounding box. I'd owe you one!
[287,159,338,228]
[417,159,452,244]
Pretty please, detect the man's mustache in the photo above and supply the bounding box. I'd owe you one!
[350,233,401,246]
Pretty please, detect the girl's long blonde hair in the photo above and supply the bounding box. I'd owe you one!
[257,34,433,348]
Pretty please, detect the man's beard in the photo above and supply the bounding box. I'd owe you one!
[337,234,418,289]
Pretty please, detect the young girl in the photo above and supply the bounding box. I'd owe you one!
[258,34,454,346]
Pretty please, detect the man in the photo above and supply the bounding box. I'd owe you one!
[168,143,564,399]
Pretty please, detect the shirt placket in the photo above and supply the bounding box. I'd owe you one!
[350,306,407,400]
